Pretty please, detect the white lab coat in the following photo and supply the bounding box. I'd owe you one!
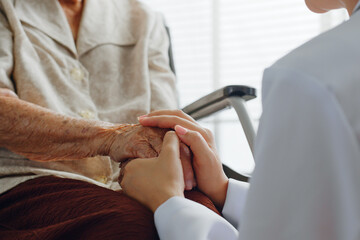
[154,2,360,239]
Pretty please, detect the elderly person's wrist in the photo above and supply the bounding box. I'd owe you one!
[97,123,165,163]
[95,123,132,160]
[97,123,174,163]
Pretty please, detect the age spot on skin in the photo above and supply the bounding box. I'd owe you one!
[81,127,90,133]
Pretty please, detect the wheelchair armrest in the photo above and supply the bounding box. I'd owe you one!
[223,164,250,182]
[182,85,256,183]
[182,85,257,153]
[182,85,256,120]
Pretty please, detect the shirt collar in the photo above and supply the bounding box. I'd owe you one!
[15,0,77,56]
[76,0,136,56]
[15,0,136,57]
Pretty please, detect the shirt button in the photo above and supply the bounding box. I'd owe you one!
[71,68,84,81]
[80,110,95,119]
[95,175,108,184]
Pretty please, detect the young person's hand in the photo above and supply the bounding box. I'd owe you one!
[119,131,185,212]
[138,110,229,208]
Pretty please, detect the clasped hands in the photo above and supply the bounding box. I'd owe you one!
[118,110,229,212]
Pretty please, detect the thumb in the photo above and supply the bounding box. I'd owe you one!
[159,131,180,161]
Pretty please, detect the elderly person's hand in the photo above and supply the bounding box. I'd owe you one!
[119,131,185,212]
[138,110,229,209]
[107,124,167,162]
[107,124,196,190]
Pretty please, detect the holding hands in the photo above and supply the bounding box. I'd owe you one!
[119,110,229,212]
[110,124,196,191]
[119,131,185,212]
[107,124,168,162]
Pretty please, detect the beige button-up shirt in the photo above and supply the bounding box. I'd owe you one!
[0,0,178,193]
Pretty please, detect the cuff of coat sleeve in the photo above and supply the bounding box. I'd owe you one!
[222,178,249,228]
[155,196,239,240]
[154,196,193,238]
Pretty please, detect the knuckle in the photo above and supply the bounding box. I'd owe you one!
[192,131,202,139]
[204,128,214,138]
[174,109,183,116]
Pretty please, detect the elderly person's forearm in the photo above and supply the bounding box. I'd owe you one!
[0,95,122,161]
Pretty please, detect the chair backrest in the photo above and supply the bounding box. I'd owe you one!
[164,22,176,75]
[163,19,180,108]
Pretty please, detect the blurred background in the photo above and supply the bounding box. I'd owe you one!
[143,0,347,175]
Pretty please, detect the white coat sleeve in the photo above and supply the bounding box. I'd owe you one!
[238,66,360,240]
[154,179,249,240]
[154,196,239,240]
[222,179,250,228]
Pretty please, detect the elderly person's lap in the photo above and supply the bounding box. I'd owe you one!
[0,176,220,240]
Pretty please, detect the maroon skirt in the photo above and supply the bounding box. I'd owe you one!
[0,176,219,240]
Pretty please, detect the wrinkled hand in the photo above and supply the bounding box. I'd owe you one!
[108,124,167,162]
[119,131,185,212]
[138,110,229,208]
[107,124,196,190]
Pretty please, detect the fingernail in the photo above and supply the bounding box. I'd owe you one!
[175,125,188,135]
